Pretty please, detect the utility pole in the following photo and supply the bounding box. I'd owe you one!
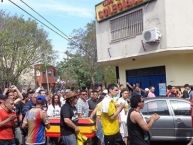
[45,64,50,92]
[44,55,50,92]
[42,53,50,92]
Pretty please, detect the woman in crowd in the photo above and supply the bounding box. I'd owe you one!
[47,94,61,118]
[127,94,159,145]
[47,94,61,145]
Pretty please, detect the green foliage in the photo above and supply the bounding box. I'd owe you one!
[0,11,55,86]
[57,21,116,88]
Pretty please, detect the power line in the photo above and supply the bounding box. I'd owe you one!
[7,0,70,42]
[20,0,83,48]
[20,0,74,42]
[6,0,84,50]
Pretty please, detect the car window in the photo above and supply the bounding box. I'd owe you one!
[170,100,190,116]
[142,100,169,115]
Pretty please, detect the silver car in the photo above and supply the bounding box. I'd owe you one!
[141,97,193,141]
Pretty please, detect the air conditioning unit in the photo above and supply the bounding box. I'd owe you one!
[143,27,161,43]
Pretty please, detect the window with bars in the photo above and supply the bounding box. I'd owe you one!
[110,9,143,42]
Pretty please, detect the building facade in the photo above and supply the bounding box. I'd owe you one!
[19,68,36,89]
[95,0,193,95]
[34,64,57,91]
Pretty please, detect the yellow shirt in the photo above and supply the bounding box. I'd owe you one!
[101,96,119,135]
[96,102,102,116]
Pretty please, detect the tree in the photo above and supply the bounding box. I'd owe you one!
[57,21,116,89]
[0,11,55,86]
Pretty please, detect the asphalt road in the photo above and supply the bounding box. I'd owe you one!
[151,141,189,145]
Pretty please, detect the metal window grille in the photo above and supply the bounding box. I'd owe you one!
[110,9,143,42]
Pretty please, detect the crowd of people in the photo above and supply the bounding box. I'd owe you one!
[126,83,193,99]
[0,82,192,145]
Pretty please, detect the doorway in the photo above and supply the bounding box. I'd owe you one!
[126,66,166,96]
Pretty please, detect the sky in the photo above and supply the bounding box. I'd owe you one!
[0,0,102,62]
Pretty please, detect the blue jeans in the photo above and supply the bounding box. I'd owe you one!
[0,143,15,145]
[96,122,104,145]
[61,134,76,145]
[0,140,16,145]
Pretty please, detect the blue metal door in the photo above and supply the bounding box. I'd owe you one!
[126,66,166,96]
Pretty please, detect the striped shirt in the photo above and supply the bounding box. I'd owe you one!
[76,98,89,117]
[23,108,49,145]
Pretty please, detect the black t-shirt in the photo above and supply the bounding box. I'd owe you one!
[15,101,25,115]
[60,101,78,136]
[15,101,25,126]
[127,108,150,145]
[182,90,189,99]
[88,98,98,110]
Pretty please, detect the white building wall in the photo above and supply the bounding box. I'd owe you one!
[119,53,193,87]
[165,0,193,48]
[96,0,193,62]
[96,0,193,87]
[165,54,193,86]
[19,68,35,89]
[96,0,166,62]
[143,0,166,50]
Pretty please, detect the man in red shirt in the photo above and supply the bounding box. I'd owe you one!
[0,95,17,145]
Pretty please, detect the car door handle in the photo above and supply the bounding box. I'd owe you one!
[176,118,182,123]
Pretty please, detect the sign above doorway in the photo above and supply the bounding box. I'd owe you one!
[95,0,156,22]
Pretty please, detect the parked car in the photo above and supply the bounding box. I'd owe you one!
[141,97,192,141]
